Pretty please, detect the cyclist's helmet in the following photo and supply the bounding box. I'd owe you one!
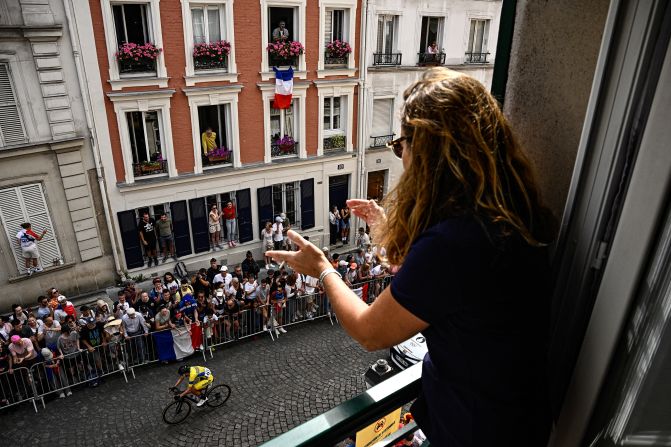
[178,365,190,376]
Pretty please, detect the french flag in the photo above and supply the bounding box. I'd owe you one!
[153,324,202,361]
[273,67,293,109]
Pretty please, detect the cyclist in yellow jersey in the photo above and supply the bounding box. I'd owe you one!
[174,365,214,406]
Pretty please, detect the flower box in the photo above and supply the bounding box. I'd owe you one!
[116,42,161,74]
[207,154,231,163]
[267,41,304,67]
[193,41,231,71]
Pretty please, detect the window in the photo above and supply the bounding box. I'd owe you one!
[260,1,306,79]
[0,63,25,147]
[268,7,295,42]
[126,110,166,177]
[323,97,341,131]
[270,100,298,158]
[191,5,222,43]
[370,98,394,147]
[272,182,300,229]
[190,4,229,72]
[466,19,491,63]
[112,3,151,46]
[323,96,346,153]
[198,104,232,168]
[374,15,400,65]
[0,183,62,275]
[325,9,344,43]
[419,17,443,52]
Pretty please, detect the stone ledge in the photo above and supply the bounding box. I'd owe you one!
[7,261,75,284]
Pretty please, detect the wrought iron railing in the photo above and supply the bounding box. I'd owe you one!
[194,56,228,71]
[324,53,349,66]
[269,54,298,68]
[323,135,346,153]
[118,58,156,75]
[465,52,490,64]
[417,52,446,66]
[271,141,299,158]
[133,159,167,177]
[370,134,395,148]
[373,53,402,66]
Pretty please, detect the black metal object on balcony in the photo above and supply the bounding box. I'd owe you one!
[324,53,348,66]
[194,56,228,71]
[133,159,167,177]
[323,135,346,153]
[268,54,297,68]
[118,58,156,75]
[417,52,446,66]
[465,52,490,64]
[370,134,395,148]
[372,53,402,66]
[271,141,299,158]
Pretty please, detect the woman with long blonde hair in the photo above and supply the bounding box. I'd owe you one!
[269,68,555,446]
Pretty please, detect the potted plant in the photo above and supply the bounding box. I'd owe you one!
[140,155,164,173]
[193,40,231,70]
[275,135,296,154]
[115,42,162,73]
[206,146,232,163]
[267,40,305,66]
[325,40,352,63]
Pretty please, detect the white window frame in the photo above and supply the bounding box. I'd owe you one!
[465,16,492,61]
[271,181,301,229]
[317,0,357,78]
[181,0,238,86]
[108,90,176,184]
[260,0,307,81]
[259,82,308,163]
[100,0,168,91]
[184,85,242,173]
[375,14,398,54]
[125,110,164,175]
[370,95,395,140]
[316,80,356,155]
[0,62,27,147]
[418,15,445,52]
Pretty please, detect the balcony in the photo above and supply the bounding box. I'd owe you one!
[417,52,446,66]
[194,56,228,71]
[465,52,490,64]
[324,53,348,67]
[268,54,298,68]
[323,135,346,154]
[133,159,167,177]
[370,134,395,148]
[373,53,402,66]
[271,141,299,159]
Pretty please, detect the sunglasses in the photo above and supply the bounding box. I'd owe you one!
[386,136,411,159]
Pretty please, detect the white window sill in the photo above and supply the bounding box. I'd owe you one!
[260,70,307,81]
[109,76,170,91]
[185,72,239,86]
[317,67,357,79]
[203,162,234,171]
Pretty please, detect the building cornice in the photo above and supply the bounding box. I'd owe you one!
[182,84,244,96]
[106,89,176,101]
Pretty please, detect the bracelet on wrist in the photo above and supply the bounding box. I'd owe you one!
[318,268,341,285]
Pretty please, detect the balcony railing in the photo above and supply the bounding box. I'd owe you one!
[133,159,167,177]
[373,53,402,66]
[370,134,395,148]
[465,52,490,64]
[271,141,299,158]
[323,135,346,153]
[417,52,446,66]
[118,58,156,75]
[259,363,423,447]
[324,53,348,66]
[194,56,228,71]
[269,54,298,68]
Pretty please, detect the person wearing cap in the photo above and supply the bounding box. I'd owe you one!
[95,300,112,323]
[80,316,107,383]
[78,305,96,327]
[213,264,232,288]
[9,335,37,367]
[177,277,195,300]
[272,216,284,250]
[122,307,148,364]
[41,348,70,398]
[242,251,260,279]
[103,315,124,366]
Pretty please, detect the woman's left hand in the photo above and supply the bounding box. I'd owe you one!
[266,230,331,278]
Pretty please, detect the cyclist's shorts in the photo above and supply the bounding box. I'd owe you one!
[193,375,214,391]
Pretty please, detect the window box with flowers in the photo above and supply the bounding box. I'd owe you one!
[267,40,305,68]
[115,42,162,75]
[134,156,167,177]
[205,146,232,165]
[325,40,352,66]
[271,135,298,158]
[193,40,231,71]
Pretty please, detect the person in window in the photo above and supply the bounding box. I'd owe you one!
[138,212,158,268]
[328,206,341,246]
[208,204,222,250]
[340,205,351,245]
[222,200,237,248]
[201,127,217,156]
[272,20,289,41]
[426,41,438,54]
[16,222,47,276]
[267,68,557,447]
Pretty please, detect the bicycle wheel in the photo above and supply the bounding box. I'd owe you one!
[162,399,192,425]
[206,384,231,408]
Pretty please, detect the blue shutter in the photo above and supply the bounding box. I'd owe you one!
[170,201,192,257]
[257,186,273,240]
[189,198,210,253]
[300,178,315,230]
[236,188,253,243]
[117,210,144,269]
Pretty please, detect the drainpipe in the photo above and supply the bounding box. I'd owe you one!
[63,0,123,278]
[356,0,370,208]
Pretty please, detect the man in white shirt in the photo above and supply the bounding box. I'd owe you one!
[355,227,371,250]
[272,216,284,250]
[213,265,232,289]
[16,222,47,275]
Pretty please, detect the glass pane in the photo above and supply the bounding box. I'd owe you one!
[475,21,484,53]
[192,8,205,44]
[285,183,296,225]
[333,97,341,130]
[333,10,344,41]
[323,97,331,130]
[376,16,384,53]
[428,18,439,47]
[272,184,283,217]
[208,8,221,42]
[468,20,476,52]
[285,103,294,139]
[270,102,281,140]
[217,104,227,149]
[112,5,126,45]
[123,4,149,44]
[144,111,161,160]
[384,17,393,53]
[127,111,147,164]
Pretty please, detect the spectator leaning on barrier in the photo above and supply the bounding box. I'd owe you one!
[9,335,37,368]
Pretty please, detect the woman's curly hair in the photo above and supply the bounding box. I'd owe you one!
[375,68,556,265]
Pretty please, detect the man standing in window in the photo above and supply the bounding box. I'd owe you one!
[201,127,217,155]
[157,213,176,263]
[272,21,289,41]
[138,212,158,268]
[16,222,47,276]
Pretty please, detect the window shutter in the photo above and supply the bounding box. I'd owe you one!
[376,16,384,53]
[257,186,273,240]
[0,64,26,146]
[235,188,253,243]
[189,198,210,253]
[117,210,144,269]
[324,9,332,44]
[170,201,193,257]
[300,179,315,230]
[371,99,393,136]
[0,184,62,273]
[483,20,490,53]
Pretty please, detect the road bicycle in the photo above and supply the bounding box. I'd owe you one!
[163,382,231,424]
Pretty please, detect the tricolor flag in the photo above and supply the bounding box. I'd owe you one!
[273,67,294,109]
[153,325,198,361]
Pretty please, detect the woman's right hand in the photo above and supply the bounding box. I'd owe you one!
[347,199,386,227]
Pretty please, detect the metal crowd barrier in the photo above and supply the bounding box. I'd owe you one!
[0,367,38,413]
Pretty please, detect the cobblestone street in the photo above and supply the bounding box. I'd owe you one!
[1,319,385,447]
